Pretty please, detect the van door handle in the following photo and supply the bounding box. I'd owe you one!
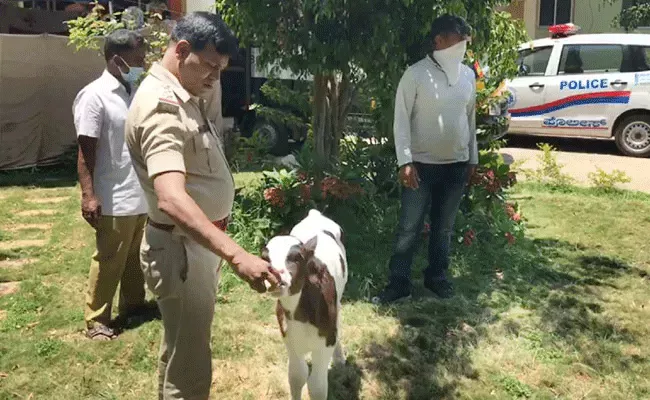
[610,80,628,86]
[529,83,545,89]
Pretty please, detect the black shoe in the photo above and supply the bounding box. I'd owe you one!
[424,278,454,299]
[371,281,411,305]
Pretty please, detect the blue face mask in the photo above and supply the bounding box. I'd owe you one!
[117,56,145,84]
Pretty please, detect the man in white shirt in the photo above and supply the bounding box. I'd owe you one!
[374,15,477,304]
[74,29,149,340]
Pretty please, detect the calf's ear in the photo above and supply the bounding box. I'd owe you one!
[301,236,318,259]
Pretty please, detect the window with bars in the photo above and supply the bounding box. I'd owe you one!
[539,0,572,26]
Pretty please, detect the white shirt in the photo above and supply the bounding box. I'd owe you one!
[393,55,478,167]
[73,70,147,216]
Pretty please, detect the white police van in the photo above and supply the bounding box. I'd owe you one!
[506,24,650,157]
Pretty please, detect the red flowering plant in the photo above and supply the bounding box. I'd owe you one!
[258,167,366,234]
[454,149,525,247]
[465,150,517,209]
[257,169,314,233]
[454,199,525,248]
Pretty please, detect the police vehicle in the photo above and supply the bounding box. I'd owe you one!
[506,24,650,157]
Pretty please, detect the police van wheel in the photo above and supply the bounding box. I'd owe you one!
[253,119,289,156]
[615,114,650,158]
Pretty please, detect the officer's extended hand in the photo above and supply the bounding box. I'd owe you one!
[399,164,419,189]
[231,251,281,293]
[81,194,102,229]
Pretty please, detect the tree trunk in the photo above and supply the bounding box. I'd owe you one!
[336,72,354,153]
[312,72,355,167]
[313,74,329,166]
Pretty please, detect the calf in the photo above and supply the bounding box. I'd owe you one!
[263,224,348,400]
[289,209,347,364]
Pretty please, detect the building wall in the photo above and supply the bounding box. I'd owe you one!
[508,0,649,40]
[184,0,215,13]
[573,0,624,34]
[534,0,624,38]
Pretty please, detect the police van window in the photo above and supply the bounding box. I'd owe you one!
[641,47,650,71]
[558,44,623,75]
[624,46,650,72]
[517,46,553,76]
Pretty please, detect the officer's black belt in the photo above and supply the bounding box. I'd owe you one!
[147,218,175,232]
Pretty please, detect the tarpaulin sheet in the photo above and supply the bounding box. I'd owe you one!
[0,4,81,35]
[0,33,104,170]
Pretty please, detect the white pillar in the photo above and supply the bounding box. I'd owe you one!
[184,0,215,13]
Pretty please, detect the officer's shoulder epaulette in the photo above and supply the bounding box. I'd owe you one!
[156,85,180,114]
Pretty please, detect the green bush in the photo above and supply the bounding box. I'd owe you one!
[229,160,367,248]
[231,133,525,255]
[588,168,631,193]
[66,4,169,68]
[523,143,574,189]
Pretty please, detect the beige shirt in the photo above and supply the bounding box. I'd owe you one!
[125,63,234,226]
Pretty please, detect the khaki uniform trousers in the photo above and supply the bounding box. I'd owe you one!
[85,215,147,327]
[140,224,221,400]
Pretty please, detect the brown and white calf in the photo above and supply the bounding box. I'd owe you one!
[263,211,348,400]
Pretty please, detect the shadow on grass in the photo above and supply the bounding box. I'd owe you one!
[504,135,619,156]
[113,300,162,334]
[0,164,77,188]
[328,357,364,400]
[327,201,646,399]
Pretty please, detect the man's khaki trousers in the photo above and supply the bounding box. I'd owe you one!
[85,215,147,327]
[140,224,221,400]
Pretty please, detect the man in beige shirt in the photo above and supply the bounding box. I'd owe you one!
[125,12,281,399]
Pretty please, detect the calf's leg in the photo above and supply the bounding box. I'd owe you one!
[333,340,345,365]
[288,351,308,400]
[308,347,335,400]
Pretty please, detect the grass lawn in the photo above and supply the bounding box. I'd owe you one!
[0,170,649,399]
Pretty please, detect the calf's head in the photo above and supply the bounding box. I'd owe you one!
[262,235,317,298]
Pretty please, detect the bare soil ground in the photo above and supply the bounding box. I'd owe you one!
[501,135,650,193]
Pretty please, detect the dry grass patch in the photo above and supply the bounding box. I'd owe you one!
[25,197,69,204]
[0,281,20,297]
[0,240,47,251]
[211,360,288,399]
[16,210,57,217]
[0,258,38,269]
[6,224,53,232]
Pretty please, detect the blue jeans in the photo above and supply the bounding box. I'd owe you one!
[388,162,470,285]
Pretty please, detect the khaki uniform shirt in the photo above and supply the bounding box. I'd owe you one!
[125,63,234,226]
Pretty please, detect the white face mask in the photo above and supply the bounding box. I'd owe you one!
[433,40,467,86]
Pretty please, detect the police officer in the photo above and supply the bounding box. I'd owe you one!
[125,12,281,400]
